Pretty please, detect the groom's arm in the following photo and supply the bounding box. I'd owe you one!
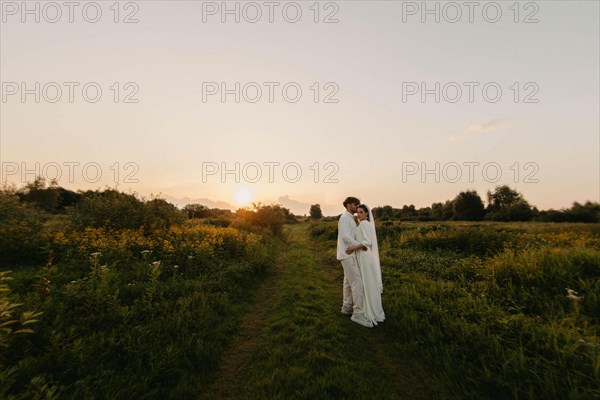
[339,215,359,247]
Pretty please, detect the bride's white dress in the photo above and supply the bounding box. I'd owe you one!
[355,220,385,325]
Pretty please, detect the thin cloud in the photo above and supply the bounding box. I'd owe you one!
[165,196,235,210]
[449,118,509,142]
[278,195,311,216]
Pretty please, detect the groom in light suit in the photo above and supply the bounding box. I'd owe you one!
[337,196,373,328]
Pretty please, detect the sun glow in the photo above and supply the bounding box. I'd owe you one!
[234,187,253,205]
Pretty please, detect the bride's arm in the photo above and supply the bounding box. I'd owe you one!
[347,223,369,252]
[347,243,367,252]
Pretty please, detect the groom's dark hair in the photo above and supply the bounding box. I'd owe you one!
[343,197,360,207]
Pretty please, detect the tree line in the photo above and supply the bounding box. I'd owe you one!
[0,178,297,265]
[309,185,600,223]
[3,178,598,224]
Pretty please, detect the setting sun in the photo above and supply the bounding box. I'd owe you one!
[234,187,253,205]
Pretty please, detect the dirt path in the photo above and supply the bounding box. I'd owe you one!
[198,238,289,399]
[200,224,448,399]
[313,227,443,400]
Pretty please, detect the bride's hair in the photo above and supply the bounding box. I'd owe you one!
[358,204,370,221]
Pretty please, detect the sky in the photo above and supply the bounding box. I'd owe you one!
[1,0,599,216]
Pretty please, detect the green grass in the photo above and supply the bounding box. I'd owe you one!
[226,224,451,399]
[310,220,600,399]
[3,218,599,399]
[0,225,280,400]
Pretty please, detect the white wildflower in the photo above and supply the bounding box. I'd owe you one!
[566,288,582,301]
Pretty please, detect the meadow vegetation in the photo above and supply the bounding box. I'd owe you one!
[310,221,600,399]
[0,186,282,399]
[1,181,598,399]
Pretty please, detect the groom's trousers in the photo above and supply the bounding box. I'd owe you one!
[341,255,364,315]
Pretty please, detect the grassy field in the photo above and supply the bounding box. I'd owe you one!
[2,217,599,399]
[200,224,450,399]
[1,220,280,399]
[310,220,600,399]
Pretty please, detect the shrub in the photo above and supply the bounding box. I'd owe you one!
[235,203,291,235]
[0,192,51,265]
[71,190,183,232]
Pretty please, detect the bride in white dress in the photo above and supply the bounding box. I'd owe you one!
[346,204,385,326]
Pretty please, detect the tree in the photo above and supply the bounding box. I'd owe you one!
[536,209,568,222]
[567,201,600,222]
[453,190,485,221]
[381,205,393,220]
[486,185,523,210]
[143,198,184,230]
[19,177,61,211]
[416,206,432,221]
[309,204,322,219]
[18,178,81,212]
[429,201,454,220]
[397,205,416,220]
[0,190,48,264]
[237,203,291,235]
[430,202,444,220]
[72,189,145,229]
[55,187,82,209]
[486,185,534,221]
[183,204,209,219]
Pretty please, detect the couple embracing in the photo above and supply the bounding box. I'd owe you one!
[337,196,385,328]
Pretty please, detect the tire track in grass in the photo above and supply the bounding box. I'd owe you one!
[314,226,452,400]
[233,224,433,399]
[202,224,453,399]
[198,235,289,400]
